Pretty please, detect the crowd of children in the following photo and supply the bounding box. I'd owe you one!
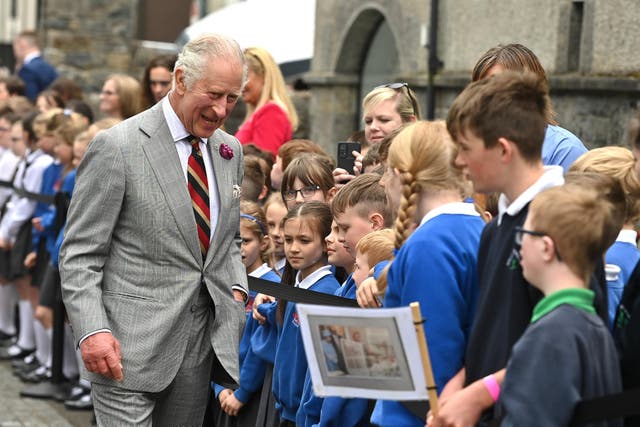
[210,50,637,427]
[0,85,122,414]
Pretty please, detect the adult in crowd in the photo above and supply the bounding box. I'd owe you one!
[471,43,587,172]
[235,46,298,156]
[333,82,420,187]
[98,73,143,120]
[12,30,58,102]
[60,33,248,425]
[141,54,177,109]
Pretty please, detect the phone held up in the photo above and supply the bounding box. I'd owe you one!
[336,142,361,173]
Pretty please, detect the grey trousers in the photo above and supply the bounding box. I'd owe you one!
[92,291,214,427]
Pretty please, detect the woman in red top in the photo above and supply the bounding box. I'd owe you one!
[235,47,298,157]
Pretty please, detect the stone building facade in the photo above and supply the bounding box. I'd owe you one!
[307,0,640,155]
[3,0,639,156]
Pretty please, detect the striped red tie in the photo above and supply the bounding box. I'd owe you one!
[187,135,210,259]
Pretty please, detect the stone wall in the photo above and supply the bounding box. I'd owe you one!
[308,0,640,153]
[37,0,640,149]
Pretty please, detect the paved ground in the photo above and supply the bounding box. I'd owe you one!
[0,359,93,427]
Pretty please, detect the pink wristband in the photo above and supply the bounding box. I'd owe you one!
[482,374,500,402]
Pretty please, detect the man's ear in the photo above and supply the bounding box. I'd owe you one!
[369,212,385,231]
[174,68,186,95]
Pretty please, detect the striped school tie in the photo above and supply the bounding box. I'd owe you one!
[187,135,210,259]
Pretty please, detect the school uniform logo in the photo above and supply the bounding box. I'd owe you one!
[292,311,300,327]
[506,247,521,271]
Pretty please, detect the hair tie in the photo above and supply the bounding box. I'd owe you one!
[240,213,267,236]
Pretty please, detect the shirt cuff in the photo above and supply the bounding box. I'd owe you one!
[232,284,249,304]
[78,329,112,348]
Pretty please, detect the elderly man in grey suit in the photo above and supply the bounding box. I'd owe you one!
[60,33,248,426]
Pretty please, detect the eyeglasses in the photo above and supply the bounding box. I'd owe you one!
[513,226,547,246]
[513,226,563,261]
[283,185,321,201]
[374,82,420,118]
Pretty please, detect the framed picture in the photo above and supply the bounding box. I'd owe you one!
[297,304,430,401]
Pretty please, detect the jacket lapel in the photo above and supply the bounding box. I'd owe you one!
[140,106,201,263]
[204,131,235,266]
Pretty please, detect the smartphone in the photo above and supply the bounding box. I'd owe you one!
[336,142,361,172]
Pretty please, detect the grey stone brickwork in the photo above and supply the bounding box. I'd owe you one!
[307,0,640,155]
[38,0,640,152]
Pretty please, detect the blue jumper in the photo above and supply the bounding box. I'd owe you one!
[272,270,339,422]
[213,266,280,400]
[372,206,484,426]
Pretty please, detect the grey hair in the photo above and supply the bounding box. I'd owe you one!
[174,33,247,89]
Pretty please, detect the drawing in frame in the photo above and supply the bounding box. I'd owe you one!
[297,304,430,401]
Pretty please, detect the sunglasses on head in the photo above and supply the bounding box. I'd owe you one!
[375,82,409,90]
[374,82,419,117]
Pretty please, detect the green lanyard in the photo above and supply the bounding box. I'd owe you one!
[531,288,596,323]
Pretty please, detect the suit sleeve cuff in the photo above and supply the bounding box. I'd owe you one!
[232,284,249,304]
[78,329,112,348]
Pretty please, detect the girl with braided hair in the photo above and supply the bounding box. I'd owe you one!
[371,121,485,427]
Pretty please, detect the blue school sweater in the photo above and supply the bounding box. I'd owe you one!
[40,169,75,257]
[252,300,279,364]
[48,170,76,268]
[297,274,359,427]
[31,162,63,251]
[372,203,484,427]
[273,266,340,422]
[606,230,640,325]
[213,264,280,400]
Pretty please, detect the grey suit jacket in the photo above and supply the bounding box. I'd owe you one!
[59,102,246,392]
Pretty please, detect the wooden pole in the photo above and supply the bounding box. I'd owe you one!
[410,302,439,415]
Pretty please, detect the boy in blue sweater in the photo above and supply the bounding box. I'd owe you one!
[499,182,623,426]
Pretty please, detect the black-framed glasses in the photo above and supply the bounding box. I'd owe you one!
[513,226,562,260]
[514,226,547,245]
[283,185,321,201]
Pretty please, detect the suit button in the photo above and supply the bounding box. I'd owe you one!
[190,305,197,313]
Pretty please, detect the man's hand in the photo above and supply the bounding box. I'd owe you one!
[79,331,123,381]
[221,392,244,417]
[252,293,275,324]
[356,277,382,308]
